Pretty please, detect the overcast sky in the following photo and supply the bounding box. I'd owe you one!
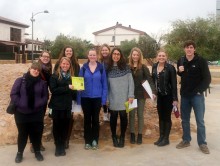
[0,0,217,43]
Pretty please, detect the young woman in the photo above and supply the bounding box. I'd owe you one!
[30,51,52,153]
[99,44,111,121]
[107,47,134,148]
[54,46,80,149]
[152,49,178,146]
[11,62,48,163]
[78,48,108,150]
[128,47,156,144]
[49,57,76,156]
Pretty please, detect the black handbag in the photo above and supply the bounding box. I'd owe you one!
[6,100,16,114]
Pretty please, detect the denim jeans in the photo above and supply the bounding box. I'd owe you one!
[181,94,207,145]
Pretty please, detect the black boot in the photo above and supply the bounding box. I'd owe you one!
[112,136,119,147]
[118,136,125,148]
[55,144,60,157]
[137,134,142,145]
[65,118,74,149]
[130,133,135,144]
[59,142,66,156]
[157,122,171,147]
[15,152,23,163]
[35,151,44,161]
[55,141,61,157]
[65,140,69,149]
[154,121,164,145]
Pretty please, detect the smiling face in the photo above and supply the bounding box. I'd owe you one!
[30,68,40,77]
[156,51,167,64]
[184,45,195,57]
[101,46,110,57]
[65,47,73,58]
[88,50,97,62]
[112,50,121,63]
[131,50,140,63]
[39,52,50,64]
[60,58,71,72]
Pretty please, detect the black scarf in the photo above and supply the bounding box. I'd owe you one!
[25,72,41,109]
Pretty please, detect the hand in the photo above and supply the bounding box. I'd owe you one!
[106,101,109,107]
[178,66,184,72]
[172,101,178,106]
[128,98,134,104]
[69,85,74,90]
[152,94,157,100]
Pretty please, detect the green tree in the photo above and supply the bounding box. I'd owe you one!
[120,39,137,58]
[120,34,157,59]
[50,34,94,59]
[164,16,220,61]
[137,35,158,58]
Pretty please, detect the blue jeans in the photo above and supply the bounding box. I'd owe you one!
[181,94,207,145]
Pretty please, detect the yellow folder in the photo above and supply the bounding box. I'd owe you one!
[71,77,85,90]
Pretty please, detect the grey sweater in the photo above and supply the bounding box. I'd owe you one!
[107,65,134,111]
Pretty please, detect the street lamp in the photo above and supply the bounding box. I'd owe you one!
[30,10,49,62]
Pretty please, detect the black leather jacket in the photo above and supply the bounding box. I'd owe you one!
[152,62,178,101]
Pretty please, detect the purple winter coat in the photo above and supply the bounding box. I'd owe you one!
[10,75,48,114]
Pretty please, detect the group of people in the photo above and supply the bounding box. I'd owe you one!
[10,40,211,163]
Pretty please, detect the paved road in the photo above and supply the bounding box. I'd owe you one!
[0,84,220,166]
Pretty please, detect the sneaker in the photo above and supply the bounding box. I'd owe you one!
[84,144,92,150]
[199,144,210,154]
[92,140,99,150]
[103,113,109,121]
[176,140,190,149]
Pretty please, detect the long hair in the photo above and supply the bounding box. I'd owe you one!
[108,47,126,71]
[56,57,74,80]
[128,47,143,70]
[38,51,52,75]
[99,43,111,62]
[58,46,79,73]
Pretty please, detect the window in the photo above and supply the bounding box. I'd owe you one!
[10,27,21,42]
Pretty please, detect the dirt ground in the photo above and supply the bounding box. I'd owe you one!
[0,64,219,146]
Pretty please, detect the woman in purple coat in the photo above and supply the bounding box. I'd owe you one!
[10,62,48,163]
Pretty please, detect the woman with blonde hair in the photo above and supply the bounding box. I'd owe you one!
[54,46,80,149]
[48,57,76,156]
[152,49,178,146]
[128,47,156,144]
[99,44,111,121]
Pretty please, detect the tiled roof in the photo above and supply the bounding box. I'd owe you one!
[93,23,146,35]
[0,16,29,28]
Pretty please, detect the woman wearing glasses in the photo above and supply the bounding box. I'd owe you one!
[107,47,134,148]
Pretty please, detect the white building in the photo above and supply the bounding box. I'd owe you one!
[0,16,29,54]
[93,22,146,46]
[0,16,44,62]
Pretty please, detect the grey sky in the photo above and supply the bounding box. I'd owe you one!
[0,0,216,43]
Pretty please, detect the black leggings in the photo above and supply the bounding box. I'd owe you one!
[110,110,127,137]
[81,97,101,144]
[103,105,108,113]
[16,121,43,153]
[53,118,70,145]
[157,94,173,123]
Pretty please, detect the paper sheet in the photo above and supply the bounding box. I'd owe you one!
[142,80,153,99]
